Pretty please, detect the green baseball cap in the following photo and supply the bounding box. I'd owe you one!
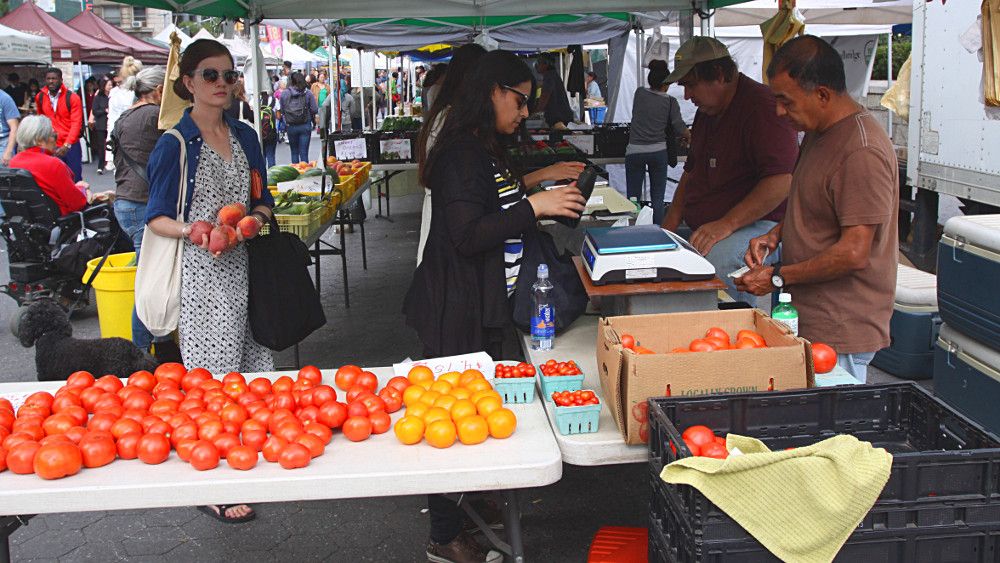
[666,36,732,84]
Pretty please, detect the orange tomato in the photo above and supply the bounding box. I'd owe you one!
[432,394,458,412]
[407,365,435,385]
[456,415,489,445]
[458,370,484,388]
[734,338,757,349]
[486,408,517,439]
[463,379,492,394]
[423,407,452,426]
[476,396,503,417]
[437,372,461,387]
[704,327,731,344]
[704,337,731,350]
[736,330,767,348]
[394,416,426,445]
[449,388,472,401]
[402,385,425,407]
[429,380,453,395]
[689,339,718,352]
[417,390,441,407]
[424,419,457,449]
[406,402,430,420]
[450,400,478,421]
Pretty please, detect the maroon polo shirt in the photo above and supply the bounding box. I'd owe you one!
[682,73,799,230]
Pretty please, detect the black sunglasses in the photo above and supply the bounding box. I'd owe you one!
[501,84,529,109]
[192,68,240,85]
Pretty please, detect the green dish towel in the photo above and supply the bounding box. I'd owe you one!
[660,434,892,563]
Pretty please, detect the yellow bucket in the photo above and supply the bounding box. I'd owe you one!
[83,252,137,340]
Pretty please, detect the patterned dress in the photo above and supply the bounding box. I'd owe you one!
[179,131,273,373]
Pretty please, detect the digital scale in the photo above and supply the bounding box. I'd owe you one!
[581,224,716,285]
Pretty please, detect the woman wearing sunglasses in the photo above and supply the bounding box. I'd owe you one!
[145,39,275,524]
[404,50,586,563]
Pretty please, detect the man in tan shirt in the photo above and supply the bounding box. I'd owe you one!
[736,35,898,382]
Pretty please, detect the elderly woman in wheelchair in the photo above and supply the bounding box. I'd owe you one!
[1,116,128,309]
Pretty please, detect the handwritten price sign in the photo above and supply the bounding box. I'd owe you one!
[392,352,495,380]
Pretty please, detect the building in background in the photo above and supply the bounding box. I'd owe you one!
[7,0,169,38]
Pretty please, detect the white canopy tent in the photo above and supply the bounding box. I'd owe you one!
[261,39,326,66]
[0,22,51,64]
[150,23,192,50]
[713,0,912,26]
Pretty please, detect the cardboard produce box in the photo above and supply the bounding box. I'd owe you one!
[596,309,815,445]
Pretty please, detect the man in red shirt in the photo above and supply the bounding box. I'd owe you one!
[34,67,84,182]
[661,37,799,307]
[10,115,88,215]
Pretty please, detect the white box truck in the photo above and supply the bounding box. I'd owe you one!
[905,0,1000,269]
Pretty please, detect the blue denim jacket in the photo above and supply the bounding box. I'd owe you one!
[145,109,274,223]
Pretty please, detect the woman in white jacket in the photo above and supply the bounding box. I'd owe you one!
[106,56,144,172]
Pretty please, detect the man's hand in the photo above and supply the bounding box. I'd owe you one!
[53,145,68,157]
[744,230,780,267]
[690,219,734,256]
[0,152,10,166]
[734,265,775,296]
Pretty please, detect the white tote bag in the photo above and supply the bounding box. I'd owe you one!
[643,28,671,68]
[135,129,187,337]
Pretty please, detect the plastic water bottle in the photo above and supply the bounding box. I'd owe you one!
[531,264,555,351]
[772,292,799,336]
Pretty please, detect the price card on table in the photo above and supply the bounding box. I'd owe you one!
[379,139,412,161]
[393,352,495,380]
[333,137,367,160]
[563,134,595,155]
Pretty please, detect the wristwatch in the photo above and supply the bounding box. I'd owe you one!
[771,263,785,289]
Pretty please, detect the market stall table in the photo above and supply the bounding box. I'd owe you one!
[0,367,561,563]
[370,163,417,220]
[302,178,371,309]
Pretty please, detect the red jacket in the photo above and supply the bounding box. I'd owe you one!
[34,86,83,146]
[9,147,87,215]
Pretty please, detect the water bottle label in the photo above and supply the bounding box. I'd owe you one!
[531,304,555,339]
[775,317,798,336]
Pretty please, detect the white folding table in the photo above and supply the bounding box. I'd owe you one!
[0,367,562,563]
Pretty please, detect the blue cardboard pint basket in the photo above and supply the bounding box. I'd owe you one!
[588,106,607,124]
[539,372,585,401]
[554,400,601,435]
[493,378,536,404]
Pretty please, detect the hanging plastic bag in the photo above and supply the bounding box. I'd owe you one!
[643,28,671,67]
[880,55,912,119]
[635,205,654,226]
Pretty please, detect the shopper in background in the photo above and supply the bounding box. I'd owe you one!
[534,53,574,128]
[406,50,586,563]
[25,79,40,114]
[738,35,898,382]
[107,57,144,149]
[585,71,602,100]
[312,70,329,108]
[110,66,178,361]
[224,81,254,123]
[33,68,84,182]
[0,87,20,167]
[660,37,797,307]
[421,63,447,110]
[279,71,318,164]
[10,116,87,215]
[88,76,111,174]
[624,60,689,225]
[259,91,278,167]
[5,72,28,109]
[350,86,363,130]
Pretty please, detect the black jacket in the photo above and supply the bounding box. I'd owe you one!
[404,134,537,357]
[90,93,109,131]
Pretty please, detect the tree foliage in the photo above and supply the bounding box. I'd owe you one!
[872,34,912,81]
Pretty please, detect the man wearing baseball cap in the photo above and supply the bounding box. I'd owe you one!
[661,36,799,307]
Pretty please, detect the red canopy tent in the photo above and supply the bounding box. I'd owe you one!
[68,10,168,65]
[0,2,129,63]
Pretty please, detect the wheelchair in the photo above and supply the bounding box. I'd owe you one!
[0,168,128,314]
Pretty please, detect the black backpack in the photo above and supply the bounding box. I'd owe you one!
[282,90,310,125]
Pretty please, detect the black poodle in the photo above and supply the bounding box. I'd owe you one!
[17,300,158,382]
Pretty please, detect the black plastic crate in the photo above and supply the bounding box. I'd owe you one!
[594,123,630,158]
[649,472,1000,563]
[326,131,370,162]
[648,383,1000,542]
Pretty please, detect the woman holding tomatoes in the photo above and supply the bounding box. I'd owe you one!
[404,50,585,563]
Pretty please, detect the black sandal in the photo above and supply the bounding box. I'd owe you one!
[197,504,256,524]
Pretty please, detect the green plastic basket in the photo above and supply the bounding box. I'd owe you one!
[554,401,601,435]
[492,377,536,404]
[539,373,585,401]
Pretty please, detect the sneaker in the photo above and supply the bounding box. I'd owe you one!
[426,531,503,563]
[96,168,104,175]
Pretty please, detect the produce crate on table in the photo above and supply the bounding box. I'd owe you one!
[367,130,418,164]
[327,131,369,162]
[261,207,322,239]
[646,383,1000,562]
[492,378,536,404]
[554,399,601,436]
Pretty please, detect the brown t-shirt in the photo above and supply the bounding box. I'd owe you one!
[682,73,799,230]
[782,111,899,354]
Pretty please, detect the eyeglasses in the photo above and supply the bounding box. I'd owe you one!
[501,85,530,110]
[192,68,240,85]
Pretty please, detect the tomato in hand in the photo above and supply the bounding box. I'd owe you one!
[137,433,170,465]
[811,343,837,374]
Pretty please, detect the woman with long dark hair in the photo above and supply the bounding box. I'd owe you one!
[414,45,583,265]
[405,50,586,563]
[87,75,112,174]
